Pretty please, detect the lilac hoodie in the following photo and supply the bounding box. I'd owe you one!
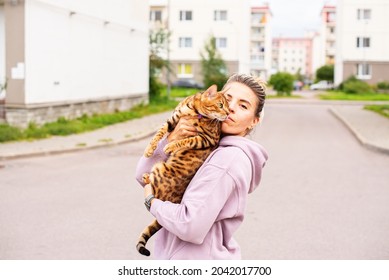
[135,135,268,259]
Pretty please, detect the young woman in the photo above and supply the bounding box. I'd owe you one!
[135,73,268,259]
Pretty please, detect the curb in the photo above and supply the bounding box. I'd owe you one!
[329,107,389,155]
[0,130,156,161]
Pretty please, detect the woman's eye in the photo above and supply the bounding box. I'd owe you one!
[240,104,247,109]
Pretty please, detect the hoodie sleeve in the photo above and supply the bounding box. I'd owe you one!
[150,146,252,244]
[135,137,169,187]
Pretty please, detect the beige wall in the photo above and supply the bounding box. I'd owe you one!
[4,2,25,106]
[343,61,389,84]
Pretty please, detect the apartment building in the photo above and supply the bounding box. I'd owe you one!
[272,37,314,79]
[0,2,5,98]
[250,4,272,80]
[320,5,336,66]
[335,0,389,85]
[1,0,149,127]
[149,0,272,85]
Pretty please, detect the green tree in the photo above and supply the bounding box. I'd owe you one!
[315,64,334,82]
[149,28,170,101]
[294,68,304,82]
[200,36,228,90]
[0,79,7,92]
[268,72,294,96]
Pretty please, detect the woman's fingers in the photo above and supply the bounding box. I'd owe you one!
[168,118,198,142]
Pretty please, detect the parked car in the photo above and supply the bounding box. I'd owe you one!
[172,79,204,89]
[310,80,334,90]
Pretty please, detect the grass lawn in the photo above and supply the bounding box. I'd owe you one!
[161,87,200,98]
[319,91,389,101]
[0,99,178,143]
[364,104,389,119]
[318,91,389,119]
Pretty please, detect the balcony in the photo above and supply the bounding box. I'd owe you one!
[251,34,265,42]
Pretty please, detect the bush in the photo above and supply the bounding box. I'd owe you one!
[43,117,85,136]
[0,124,23,142]
[377,81,389,90]
[23,122,48,139]
[340,76,373,94]
[268,72,294,96]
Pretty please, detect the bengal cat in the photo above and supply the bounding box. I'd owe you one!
[136,84,230,256]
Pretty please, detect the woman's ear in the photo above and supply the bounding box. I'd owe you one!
[251,116,260,127]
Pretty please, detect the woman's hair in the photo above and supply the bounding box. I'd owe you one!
[222,73,266,118]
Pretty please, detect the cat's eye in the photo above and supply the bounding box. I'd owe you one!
[218,102,223,108]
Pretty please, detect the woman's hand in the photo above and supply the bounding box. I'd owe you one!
[167,117,198,143]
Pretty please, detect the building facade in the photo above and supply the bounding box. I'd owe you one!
[250,4,272,80]
[149,0,272,85]
[320,5,336,66]
[335,0,389,85]
[1,0,149,127]
[272,37,314,79]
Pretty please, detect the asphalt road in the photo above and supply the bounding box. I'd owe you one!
[1,103,388,260]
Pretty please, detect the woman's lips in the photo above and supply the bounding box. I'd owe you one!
[225,116,235,122]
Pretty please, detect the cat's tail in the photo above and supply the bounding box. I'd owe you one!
[136,219,162,256]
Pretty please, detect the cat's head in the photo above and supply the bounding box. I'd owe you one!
[198,85,230,121]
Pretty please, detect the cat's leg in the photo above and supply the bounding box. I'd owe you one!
[144,123,169,157]
[163,135,211,154]
[142,173,150,184]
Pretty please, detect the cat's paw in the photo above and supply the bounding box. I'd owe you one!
[144,145,156,157]
[142,173,150,184]
[163,143,175,155]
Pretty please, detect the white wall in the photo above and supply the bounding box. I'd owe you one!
[335,0,389,85]
[24,0,149,104]
[339,0,389,60]
[0,5,5,96]
[311,32,323,78]
[168,0,251,73]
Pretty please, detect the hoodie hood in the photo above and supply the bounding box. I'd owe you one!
[218,136,268,193]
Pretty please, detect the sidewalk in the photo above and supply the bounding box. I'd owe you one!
[1,101,389,160]
[329,104,389,155]
[0,111,171,160]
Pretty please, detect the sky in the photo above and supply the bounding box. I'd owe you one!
[260,0,337,37]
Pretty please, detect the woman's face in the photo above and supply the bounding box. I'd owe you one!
[222,82,260,136]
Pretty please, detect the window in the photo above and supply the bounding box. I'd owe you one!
[326,12,336,22]
[150,10,162,21]
[214,10,227,21]
[216,37,227,48]
[180,10,192,21]
[356,63,371,79]
[179,37,192,48]
[177,64,193,77]
[356,37,370,48]
[357,9,371,20]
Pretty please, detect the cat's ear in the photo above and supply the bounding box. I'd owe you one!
[204,84,218,98]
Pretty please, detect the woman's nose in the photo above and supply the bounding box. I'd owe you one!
[228,101,235,113]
